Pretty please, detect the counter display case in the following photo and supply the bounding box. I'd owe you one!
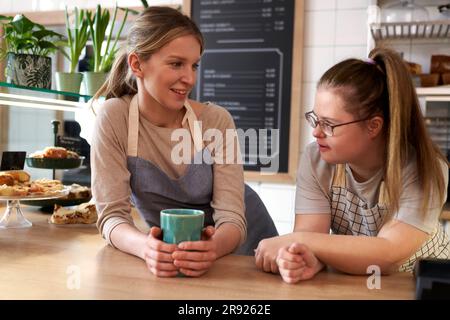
[0,82,92,215]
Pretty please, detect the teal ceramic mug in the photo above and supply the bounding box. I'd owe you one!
[160,209,205,244]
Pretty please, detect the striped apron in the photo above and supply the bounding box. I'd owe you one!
[331,164,449,272]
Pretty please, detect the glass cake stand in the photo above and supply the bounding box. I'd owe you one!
[0,187,69,229]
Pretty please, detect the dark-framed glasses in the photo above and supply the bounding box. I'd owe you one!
[304,111,371,137]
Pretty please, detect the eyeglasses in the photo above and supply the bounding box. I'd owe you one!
[304,111,371,137]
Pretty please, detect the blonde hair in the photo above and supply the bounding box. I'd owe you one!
[92,6,204,101]
[318,47,448,216]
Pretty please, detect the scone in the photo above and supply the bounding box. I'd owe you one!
[0,171,65,197]
[29,179,64,195]
[43,147,68,159]
[50,203,97,225]
[30,147,80,159]
[0,173,15,186]
[66,150,80,159]
[0,185,29,197]
[64,184,91,200]
[0,185,15,196]
[3,170,30,183]
[0,170,31,196]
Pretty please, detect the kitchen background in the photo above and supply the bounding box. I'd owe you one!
[0,0,449,234]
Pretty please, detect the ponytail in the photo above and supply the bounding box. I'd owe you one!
[369,47,448,216]
[92,49,137,102]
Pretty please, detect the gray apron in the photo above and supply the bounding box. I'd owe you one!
[331,164,449,272]
[126,96,278,255]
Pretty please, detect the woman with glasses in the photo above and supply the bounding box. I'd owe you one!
[255,47,449,283]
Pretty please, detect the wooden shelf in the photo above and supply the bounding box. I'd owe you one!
[416,85,450,96]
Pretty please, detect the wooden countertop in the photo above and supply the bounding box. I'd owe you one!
[0,206,415,300]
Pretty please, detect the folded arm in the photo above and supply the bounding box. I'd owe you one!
[257,213,429,275]
[296,218,429,274]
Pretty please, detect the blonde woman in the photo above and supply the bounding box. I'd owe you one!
[255,47,449,283]
[91,7,277,278]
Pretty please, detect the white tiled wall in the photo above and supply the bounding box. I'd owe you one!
[305,0,336,11]
[300,0,372,151]
[8,107,54,180]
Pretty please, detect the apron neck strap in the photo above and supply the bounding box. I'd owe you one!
[127,96,203,157]
[127,95,139,157]
[332,164,346,188]
[182,99,204,153]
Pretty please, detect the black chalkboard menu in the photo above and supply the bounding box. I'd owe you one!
[189,0,296,175]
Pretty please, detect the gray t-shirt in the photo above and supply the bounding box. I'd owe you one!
[295,142,448,235]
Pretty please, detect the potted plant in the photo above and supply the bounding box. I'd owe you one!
[83,4,129,95]
[56,6,89,96]
[0,14,65,89]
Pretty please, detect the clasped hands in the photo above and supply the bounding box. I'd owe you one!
[143,226,217,277]
[255,236,325,283]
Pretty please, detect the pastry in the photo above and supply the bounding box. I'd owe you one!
[0,185,15,196]
[0,185,29,197]
[43,147,68,159]
[405,61,422,75]
[3,170,30,183]
[66,150,80,159]
[29,179,64,195]
[50,203,97,224]
[0,173,15,186]
[30,147,79,159]
[0,171,64,197]
[63,184,91,200]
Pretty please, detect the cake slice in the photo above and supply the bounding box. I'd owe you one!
[50,203,97,225]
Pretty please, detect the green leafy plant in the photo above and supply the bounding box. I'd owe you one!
[86,4,129,73]
[59,7,89,73]
[0,14,65,59]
